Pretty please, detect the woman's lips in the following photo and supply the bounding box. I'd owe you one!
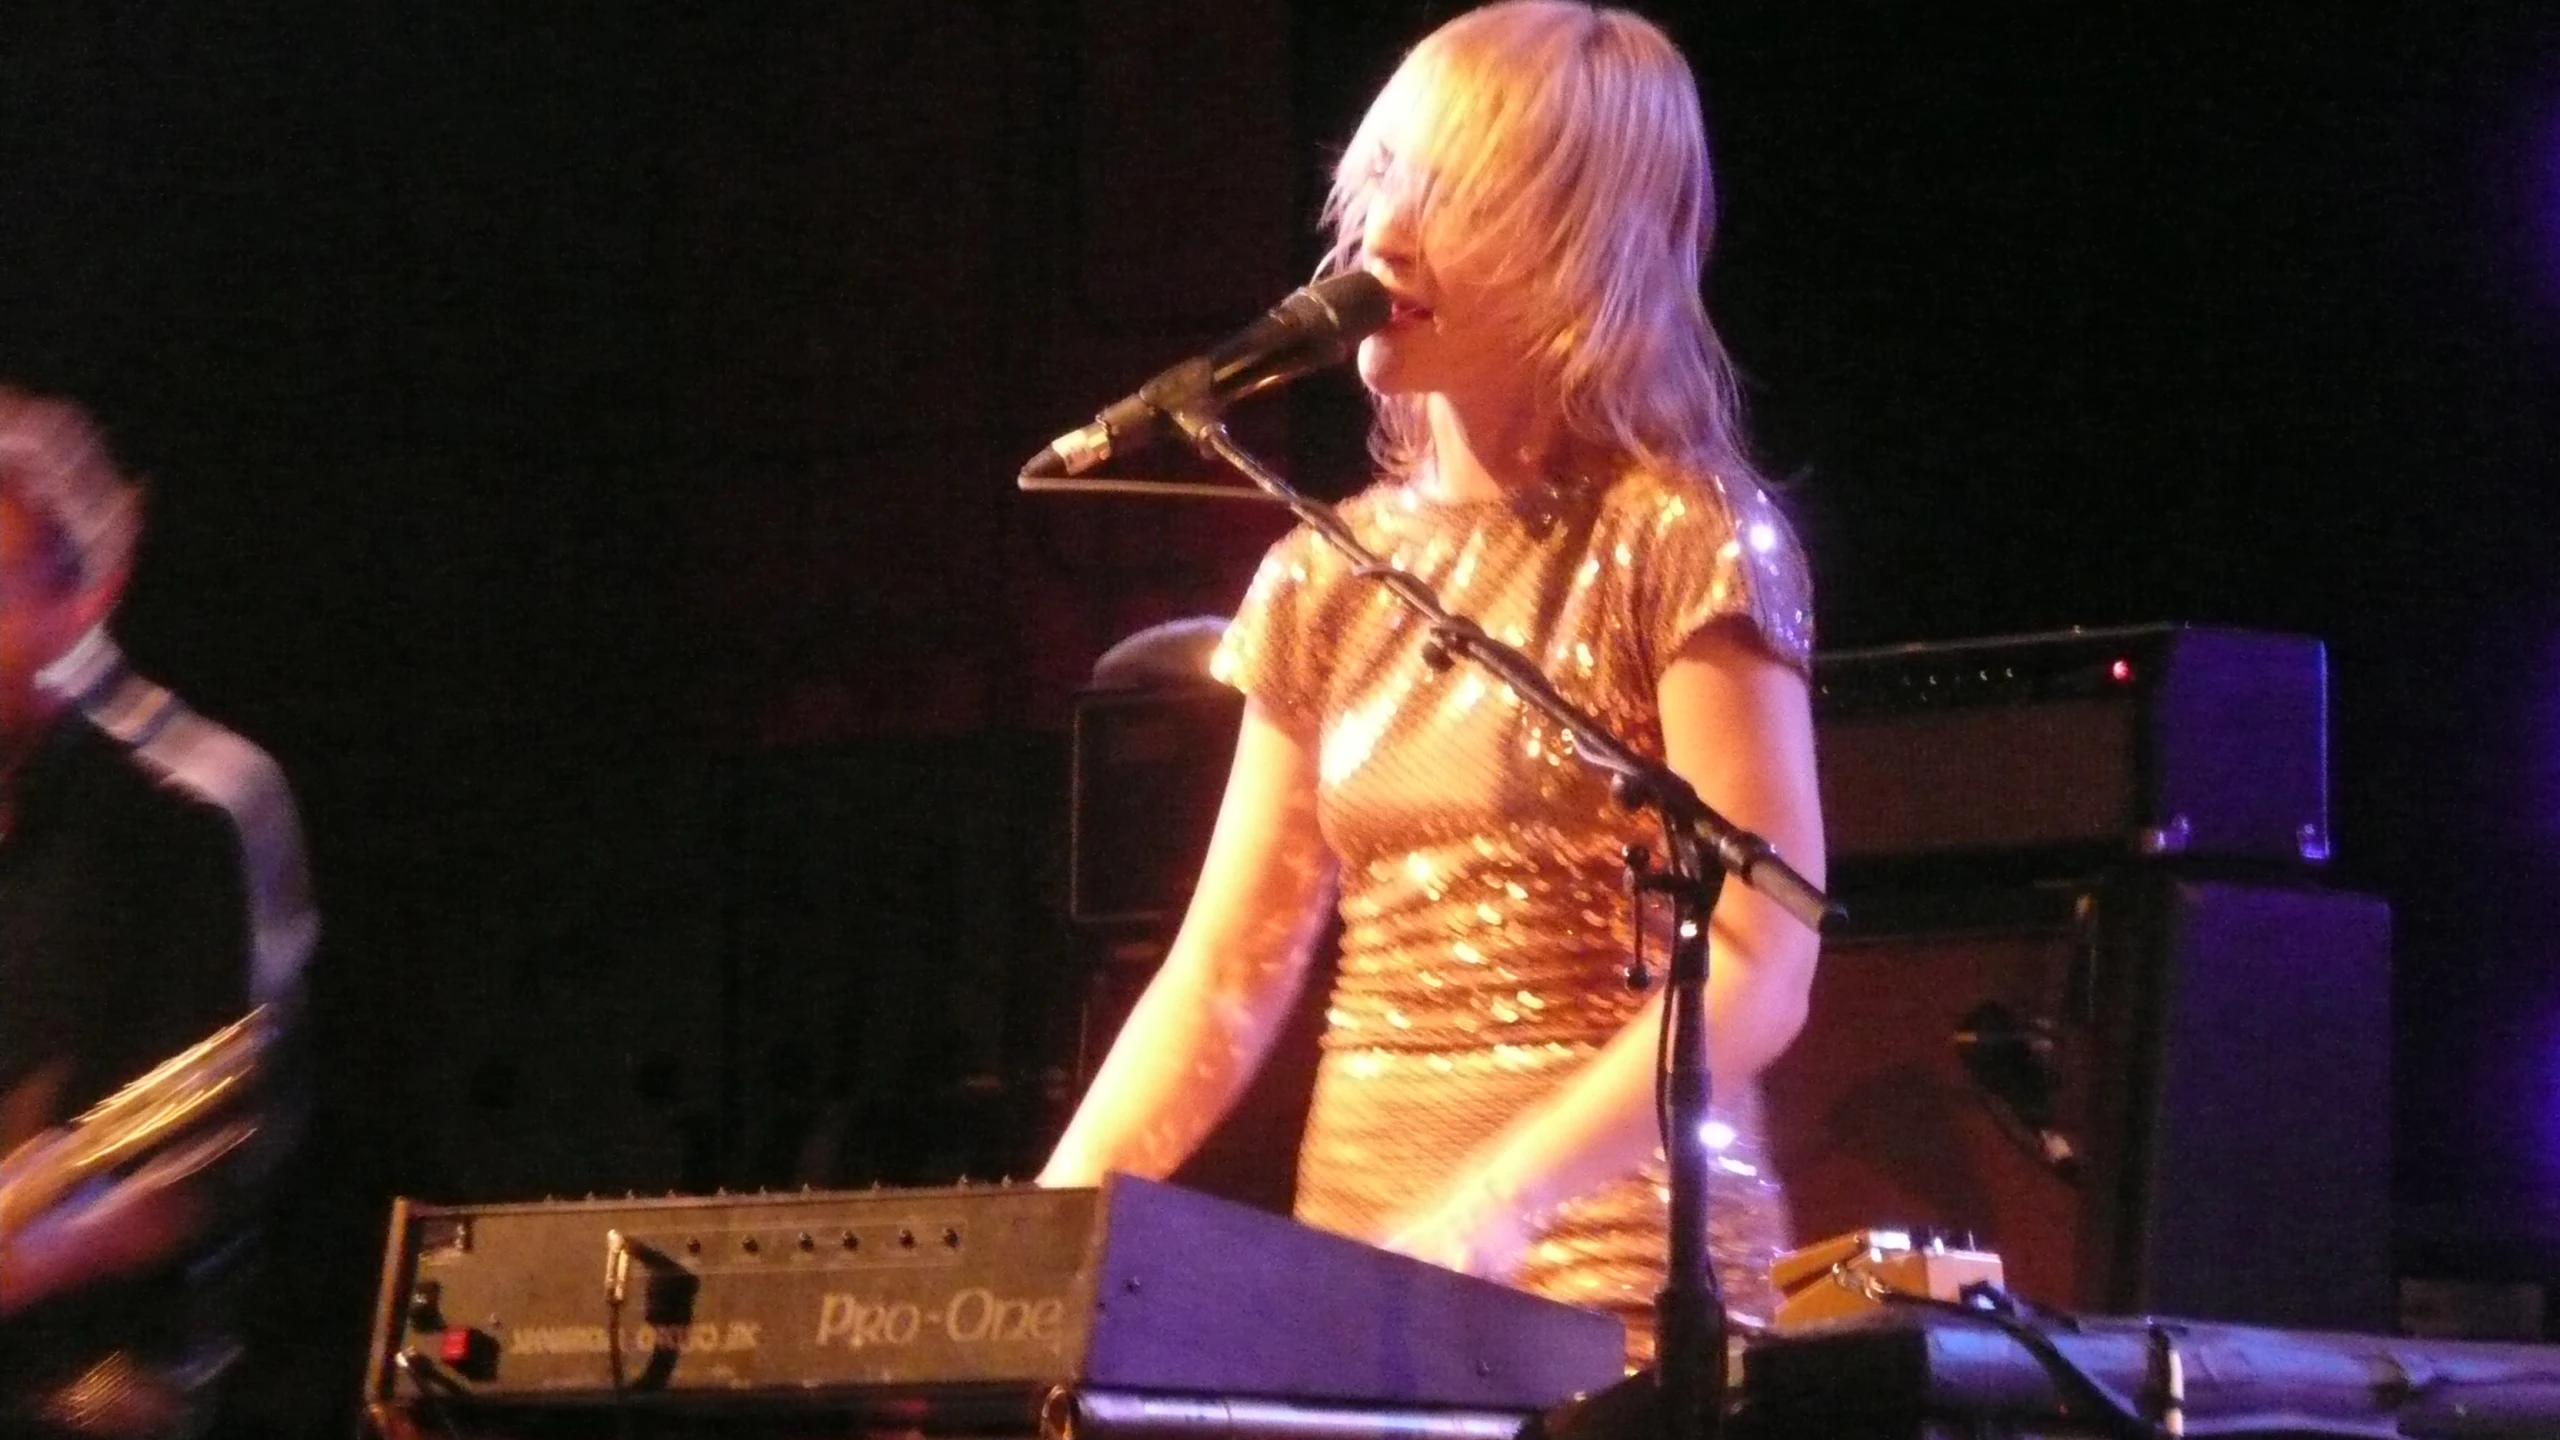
[1388,299,1433,326]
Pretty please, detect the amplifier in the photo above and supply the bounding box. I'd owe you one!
[1071,683,1243,928]
[1814,625,2328,880]
[361,1176,1623,1427]
[1764,875,2393,1331]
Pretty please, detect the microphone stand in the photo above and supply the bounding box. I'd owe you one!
[1026,416,1835,1440]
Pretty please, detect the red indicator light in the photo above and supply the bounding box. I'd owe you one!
[2108,659,2135,684]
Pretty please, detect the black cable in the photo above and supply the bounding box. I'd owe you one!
[389,1352,470,1440]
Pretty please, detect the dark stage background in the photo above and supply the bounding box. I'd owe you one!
[4,3,2558,1432]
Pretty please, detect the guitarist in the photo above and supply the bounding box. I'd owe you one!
[0,389,315,1438]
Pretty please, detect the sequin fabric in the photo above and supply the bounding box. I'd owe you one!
[1213,467,1813,1358]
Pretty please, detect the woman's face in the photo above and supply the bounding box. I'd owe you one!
[1352,142,1538,416]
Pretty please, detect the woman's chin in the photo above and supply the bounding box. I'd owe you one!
[1356,348,1427,397]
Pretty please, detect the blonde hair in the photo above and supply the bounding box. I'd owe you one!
[0,388,140,595]
[1322,1,1760,489]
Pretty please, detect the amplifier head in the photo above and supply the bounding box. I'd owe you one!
[1814,624,2329,883]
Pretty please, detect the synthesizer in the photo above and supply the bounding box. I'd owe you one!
[363,1175,1625,1425]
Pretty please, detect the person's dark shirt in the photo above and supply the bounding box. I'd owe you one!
[0,636,315,1438]
[0,717,249,1136]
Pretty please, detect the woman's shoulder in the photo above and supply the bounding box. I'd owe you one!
[1595,463,1815,670]
[1261,477,1445,564]
[1238,479,1398,601]
[1250,481,1385,573]
[1592,465,1790,546]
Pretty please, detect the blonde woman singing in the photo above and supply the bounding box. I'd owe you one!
[1041,0,1824,1357]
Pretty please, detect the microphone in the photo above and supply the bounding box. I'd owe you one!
[1021,271,1390,480]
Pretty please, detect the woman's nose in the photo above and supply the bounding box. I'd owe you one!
[1364,194,1420,264]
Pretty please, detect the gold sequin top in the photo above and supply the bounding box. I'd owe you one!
[1212,466,1813,1354]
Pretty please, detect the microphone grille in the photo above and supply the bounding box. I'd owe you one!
[1303,270,1392,341]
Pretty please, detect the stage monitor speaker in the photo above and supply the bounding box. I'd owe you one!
[1070,683,1245,929]
[1764,874,2391,1331]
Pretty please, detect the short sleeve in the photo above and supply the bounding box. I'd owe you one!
[1631,472,1816,680]
[1210,525,1329,729]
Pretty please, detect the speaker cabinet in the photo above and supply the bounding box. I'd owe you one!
[1765,875,2391,1330]
[1070,684,1245,928]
